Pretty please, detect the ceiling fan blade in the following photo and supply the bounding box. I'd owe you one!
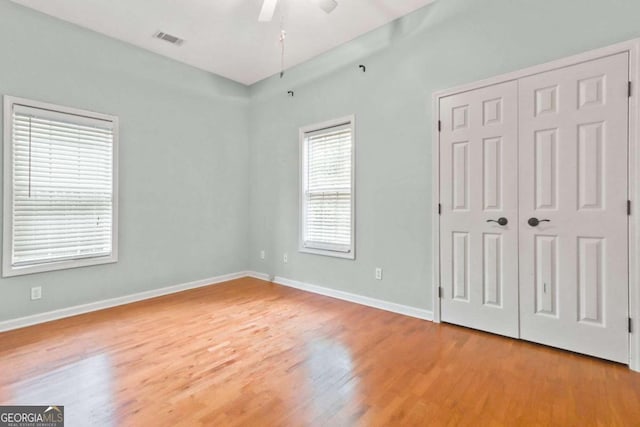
[258,0,279,22]
[310,0,338,14]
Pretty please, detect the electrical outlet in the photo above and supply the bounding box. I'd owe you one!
[283,253,288,263]
[375,268,383,280]
[31,286,42,300]
[260,250,265,260]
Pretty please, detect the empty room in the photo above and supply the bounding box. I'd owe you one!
[1,0,639,425]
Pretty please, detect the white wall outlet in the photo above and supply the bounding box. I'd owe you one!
[260,250,265,260]
[283,253,288,263]
[31,286,42,300]
[375,268,383,280]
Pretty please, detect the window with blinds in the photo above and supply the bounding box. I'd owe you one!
[3,97,118,276]
[300,117,355,259]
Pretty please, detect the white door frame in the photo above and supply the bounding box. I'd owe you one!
[431,39,640,372]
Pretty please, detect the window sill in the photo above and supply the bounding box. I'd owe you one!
[2,254,118,277]
[299,246,355,260]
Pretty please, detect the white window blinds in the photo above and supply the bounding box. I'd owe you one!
[301,120,354,255]
[7,102,115,272]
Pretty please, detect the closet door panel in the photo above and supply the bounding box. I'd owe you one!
[440,81,519,338]
[518,52,630,363]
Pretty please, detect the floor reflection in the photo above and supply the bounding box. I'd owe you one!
[304,337,358,420]
[9,353,115,427]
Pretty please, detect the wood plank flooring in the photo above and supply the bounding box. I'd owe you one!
[0,277,639,426]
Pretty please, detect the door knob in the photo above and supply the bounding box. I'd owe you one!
[487,217,508,226]
[528,217,550,227]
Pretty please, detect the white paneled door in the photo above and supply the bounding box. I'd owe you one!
[439,52,630,363]
[440,81,520,338]
[518,53,629,363]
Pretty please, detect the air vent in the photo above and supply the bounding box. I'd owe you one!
[153,31,184,46]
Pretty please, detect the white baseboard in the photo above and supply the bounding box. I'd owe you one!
[0,271,247,333]
[0,271,432,334]
[272,275,433,321]
[245,271,271,281]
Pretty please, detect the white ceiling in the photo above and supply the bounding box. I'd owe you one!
[10,0,435,85]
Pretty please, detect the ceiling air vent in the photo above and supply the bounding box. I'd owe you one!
[153,31,184,46]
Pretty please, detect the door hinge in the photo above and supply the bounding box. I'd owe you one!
[629,317,633,333]
[438,120,442,132]
[629,81,633,97]
[628,200,632,216]
[438,203,442,215]
[438,286,443,298]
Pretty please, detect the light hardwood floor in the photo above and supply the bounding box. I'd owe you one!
[0,277,639,426]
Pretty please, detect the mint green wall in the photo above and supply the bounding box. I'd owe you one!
[248,0,640,311]
[4,0,640,323]
[0,0,250,321]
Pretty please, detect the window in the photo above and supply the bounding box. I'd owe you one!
[300,116,355,259]
[3,96,118,277]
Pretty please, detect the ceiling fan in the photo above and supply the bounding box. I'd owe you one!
[258,0,338,22]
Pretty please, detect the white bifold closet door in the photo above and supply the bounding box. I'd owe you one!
[518,53,629,363]
[439,53,630,363]
[440,81,520,338]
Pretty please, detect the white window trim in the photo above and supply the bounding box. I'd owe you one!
[3,96,119,277]
[299,115,355,260]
